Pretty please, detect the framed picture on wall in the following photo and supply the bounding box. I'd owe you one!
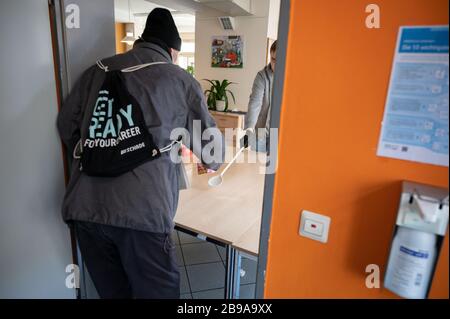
[211,35,244,68]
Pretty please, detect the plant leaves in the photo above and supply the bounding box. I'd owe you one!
[202,79,216,88]
[227,90,236,104]
[221,79,229,89]
[224,94,229,111]
[202,79,236,110]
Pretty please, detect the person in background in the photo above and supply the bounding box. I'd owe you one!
[244,40,277,153]
[57,8,223,299]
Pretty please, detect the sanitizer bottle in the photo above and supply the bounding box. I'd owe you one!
[384,226,437,299]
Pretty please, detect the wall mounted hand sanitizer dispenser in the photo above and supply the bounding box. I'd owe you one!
[384,181,449,299]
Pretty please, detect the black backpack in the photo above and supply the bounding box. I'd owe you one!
[74,60,172,177]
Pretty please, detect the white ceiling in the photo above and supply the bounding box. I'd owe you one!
[142,0,233,16]
[115,0,197,33]
[114,0,254,27]
[115,0,257,40]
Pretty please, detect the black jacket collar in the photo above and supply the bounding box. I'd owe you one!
[134,42,172,62]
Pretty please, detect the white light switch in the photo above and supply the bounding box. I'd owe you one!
[299,210,331,243]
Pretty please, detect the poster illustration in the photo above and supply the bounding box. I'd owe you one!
[211,36,243,68]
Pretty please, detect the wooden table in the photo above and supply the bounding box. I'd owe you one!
[232,217,262,257]
[174,149,266,298]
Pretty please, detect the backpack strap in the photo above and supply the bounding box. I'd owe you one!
[121,62,169,73]
[96,60,110,72]
[160,136,183,154]
[96,60,169,73]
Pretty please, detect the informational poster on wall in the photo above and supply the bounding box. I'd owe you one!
[377,26,449,167]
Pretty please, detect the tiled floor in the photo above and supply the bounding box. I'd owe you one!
[172,230,257,299]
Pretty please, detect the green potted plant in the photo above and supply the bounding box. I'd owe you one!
[203,79,236,112]
[186,64,195,76]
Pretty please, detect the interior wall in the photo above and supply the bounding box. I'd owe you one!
[64,0,116,87]
[0,0,74,299]
[59,0,116,299]
[265,0,449,298]
[267,0,281,40]
[195,0,271,111]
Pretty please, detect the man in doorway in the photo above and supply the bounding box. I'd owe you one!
[244,40,277,153]
[57,8,223,299]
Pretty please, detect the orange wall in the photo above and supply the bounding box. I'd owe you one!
[115,23,127,54]
[266,0,449,298]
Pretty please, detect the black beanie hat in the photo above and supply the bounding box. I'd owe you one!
[141,8,182,52]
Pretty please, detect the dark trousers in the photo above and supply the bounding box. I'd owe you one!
[74,221,180,299]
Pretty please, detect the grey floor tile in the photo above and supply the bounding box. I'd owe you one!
[216,245,226,262]
[192,288,225,300]
[171,231,180,245]
[240,257,257,285]
[182,242,222,265]
[175,245,184,266]
[239,284,256,299]
[186,262,225,292]
[178,231,205,244]
[179,267,190,295]
[180,293,193,299]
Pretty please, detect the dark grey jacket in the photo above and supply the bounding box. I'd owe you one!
[57,42,223,234]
